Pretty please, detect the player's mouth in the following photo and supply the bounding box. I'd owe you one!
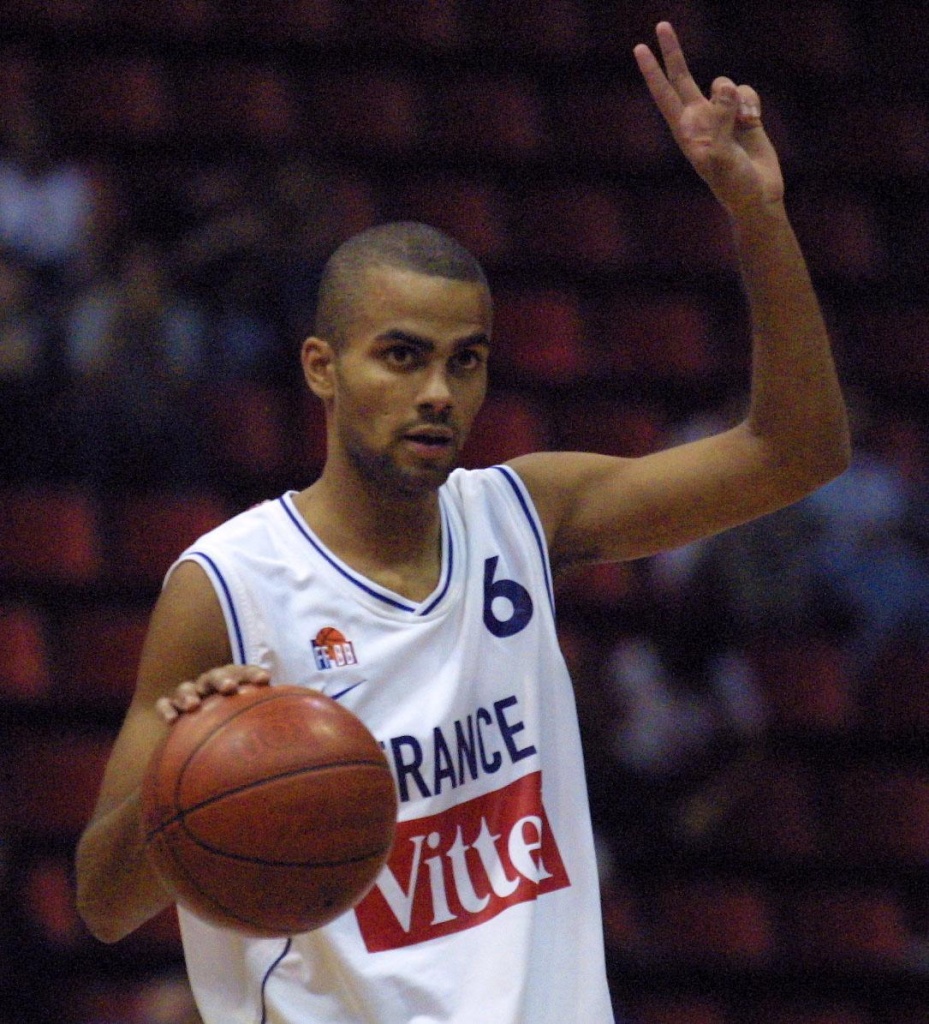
[402,426,456,456]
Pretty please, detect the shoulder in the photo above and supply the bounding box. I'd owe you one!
[183,495,286,553]
[443,464,540,512]
[165,495,291,592]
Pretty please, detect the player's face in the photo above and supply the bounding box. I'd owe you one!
[321,266,492,496]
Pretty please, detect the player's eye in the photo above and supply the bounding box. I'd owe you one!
[452,348,485,373]
[383,344,421,368]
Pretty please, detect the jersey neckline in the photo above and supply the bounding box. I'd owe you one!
[277,490,461,619]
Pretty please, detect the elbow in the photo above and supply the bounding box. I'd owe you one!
[812,416,853,486]
[807,434,852,490]
[75,886,132,944]
[777,430,852,503]
[74,830,160,944]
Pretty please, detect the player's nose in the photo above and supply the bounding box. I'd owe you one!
[416,364,454,412]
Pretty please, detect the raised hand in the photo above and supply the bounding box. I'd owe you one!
[634,22,784,216]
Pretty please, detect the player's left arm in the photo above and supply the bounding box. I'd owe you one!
[508,22,850,572]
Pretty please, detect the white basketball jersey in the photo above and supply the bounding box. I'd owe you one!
[168,465,615,1024]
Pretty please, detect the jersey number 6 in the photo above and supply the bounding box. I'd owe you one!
[483,556,534,638]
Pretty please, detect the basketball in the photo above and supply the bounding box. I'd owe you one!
[140,684,398,937]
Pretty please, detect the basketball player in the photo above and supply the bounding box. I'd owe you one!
[75,23,849,1023]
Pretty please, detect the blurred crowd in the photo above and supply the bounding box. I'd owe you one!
[3,6,929,1020]
[4,42,929,807]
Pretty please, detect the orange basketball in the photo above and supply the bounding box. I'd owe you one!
[141,685,397,937]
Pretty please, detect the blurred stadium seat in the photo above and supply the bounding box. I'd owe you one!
[0,600,52,701]
[105,491,233,588]
[54,603,150,710]
[0,485,103,587]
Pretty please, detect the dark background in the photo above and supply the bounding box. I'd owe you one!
[1,2,928,1022]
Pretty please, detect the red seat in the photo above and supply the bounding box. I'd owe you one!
[552,84,675,168]
[492,289,587,382]
[788,887,910,966]
[203,382,289,481]
[9,731,113,838]
[823,99,929,178]
[106,490,233,587]
[788,187,887,283]
[460,391,549,468]
[55,604,151,709]
[349,0,470,52]
[634,190,739,277]
[307,70,422,155]
[600,878,644,956]
[57,56,175,142]
[177,62,302,147]
[554,562,636,610]
[0,601,52,701]
[0,485,103,587]
[19,852,89,951]
[429,76,548,162]
[696,754,820,860]
[555,400,666,459]
[746,638,856,732]
[471,0,592,58]
[757,1006,870,1024]
[389,176,512,264]
[851,306,929,388]
[1,0,103,32]
[648,878,776,965]
[248,0,344,44]
[595,292,718,381]
[738,1,858,77]
[514,183,634,270]
[44,952,191,1021]
[864,640,929,732]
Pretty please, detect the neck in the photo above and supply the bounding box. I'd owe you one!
[292,467,444,598]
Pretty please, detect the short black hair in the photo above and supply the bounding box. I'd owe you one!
[313,222,488,348]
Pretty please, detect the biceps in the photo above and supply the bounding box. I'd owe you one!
[553,428,783,565]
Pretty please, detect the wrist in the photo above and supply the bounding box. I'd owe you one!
[726,195,789,232]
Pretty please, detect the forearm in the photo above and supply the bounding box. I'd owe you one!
[733,200,850,491]
[75,789,173,943]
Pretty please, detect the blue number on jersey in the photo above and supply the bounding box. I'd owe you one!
[482,556,533,637]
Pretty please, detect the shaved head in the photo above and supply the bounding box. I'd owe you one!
[313,222,489,349]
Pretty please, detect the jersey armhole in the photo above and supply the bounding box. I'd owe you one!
[168,551,248,665]
[489,465,556,617]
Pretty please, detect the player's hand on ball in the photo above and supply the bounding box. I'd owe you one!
[156,665,271,723]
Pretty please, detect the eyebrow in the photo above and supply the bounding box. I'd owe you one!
[378,328,491,350]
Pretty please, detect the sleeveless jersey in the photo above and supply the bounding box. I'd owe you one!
[167,465,614,1024]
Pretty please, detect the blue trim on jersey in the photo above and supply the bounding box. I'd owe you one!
[278,496,418,613]
[260,938,291,1024]
[419,499,454,615]
[491,465,555,615]
[190,550,247,664]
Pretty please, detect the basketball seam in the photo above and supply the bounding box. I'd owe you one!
[147,822,275,934]
[151,758,392,832]
[164,828,393,869]
[171,688,326,812]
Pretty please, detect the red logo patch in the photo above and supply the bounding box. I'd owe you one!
[355,771,570,951]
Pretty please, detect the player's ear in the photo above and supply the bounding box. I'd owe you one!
[302,336,336,399]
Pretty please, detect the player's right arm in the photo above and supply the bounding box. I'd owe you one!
[74,559,269,943]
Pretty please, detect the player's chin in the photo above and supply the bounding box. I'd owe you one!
[396,453,458,493]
